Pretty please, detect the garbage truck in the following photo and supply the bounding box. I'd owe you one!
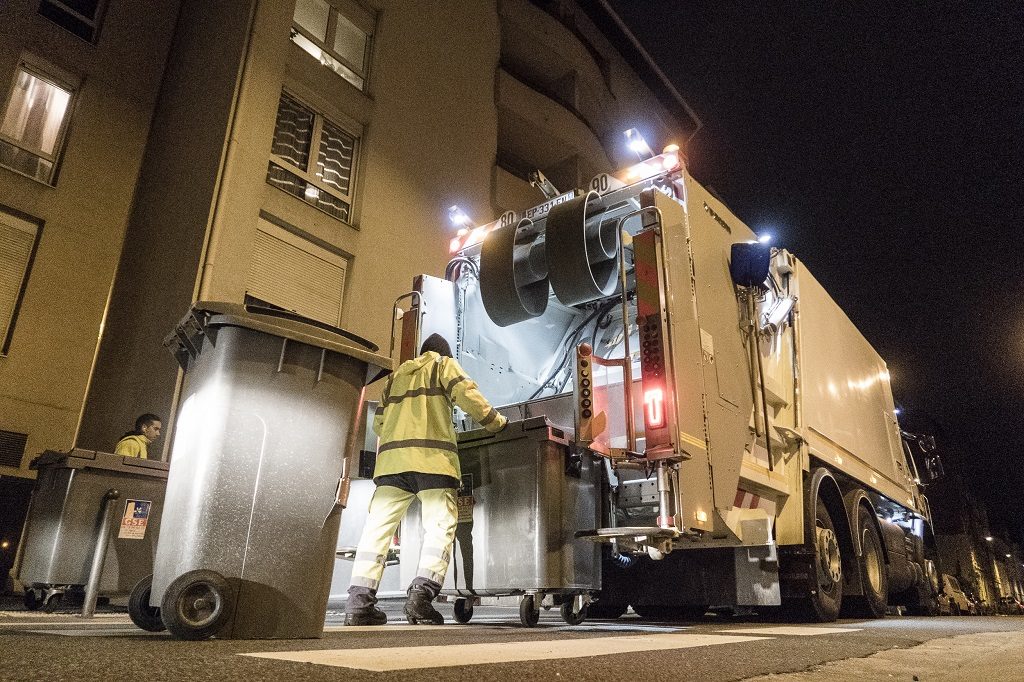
[390,144,942,625]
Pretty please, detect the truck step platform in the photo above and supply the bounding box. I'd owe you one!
[575,526,680,542]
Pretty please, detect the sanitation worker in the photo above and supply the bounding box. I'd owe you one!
[114,413,162,459]
[344,334,507,625]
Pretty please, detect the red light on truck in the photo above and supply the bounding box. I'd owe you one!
[644,388,665,428]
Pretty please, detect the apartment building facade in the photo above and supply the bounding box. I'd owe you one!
[1,0,698,482]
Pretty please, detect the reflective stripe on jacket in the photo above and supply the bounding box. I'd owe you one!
[114,434,149,459]
[372,351,506,479]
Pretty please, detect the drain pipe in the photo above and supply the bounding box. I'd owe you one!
[82,489,121,618]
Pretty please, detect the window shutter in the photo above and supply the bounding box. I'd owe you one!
[247,219,347,326]
[0,212,38,350]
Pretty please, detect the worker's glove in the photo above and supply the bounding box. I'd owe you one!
[489,414,508,433]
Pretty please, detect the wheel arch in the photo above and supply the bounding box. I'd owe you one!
[805,466,855,577]
[843,489,890,566]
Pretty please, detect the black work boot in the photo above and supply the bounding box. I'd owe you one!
[405,585,444,624]
[344,606,387,626]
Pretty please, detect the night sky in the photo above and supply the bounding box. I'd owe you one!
[608,2,1024,543]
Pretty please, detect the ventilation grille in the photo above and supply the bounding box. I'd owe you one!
[0,430,28,468]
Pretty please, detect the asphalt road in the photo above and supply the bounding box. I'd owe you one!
[1,600,1022,681]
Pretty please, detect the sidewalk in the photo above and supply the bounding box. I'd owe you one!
[745,630,1024,681]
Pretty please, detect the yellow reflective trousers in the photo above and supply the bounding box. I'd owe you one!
[350,485,458,591]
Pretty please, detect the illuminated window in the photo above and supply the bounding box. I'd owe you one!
[267,92,358,223]
[291,0,374,91]
[0,56,77,185]
[38,0,107,43]
[0,205,43,356]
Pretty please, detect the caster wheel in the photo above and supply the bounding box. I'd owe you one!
[128,574,166,632]
[160,569,232,640]
[23,589,41,611]
[560,601,588,626]
[453,598,474,624]
[519,595,540,628]
[42,592,63,613]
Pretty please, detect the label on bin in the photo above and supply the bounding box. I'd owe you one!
[457,495,475,523]
[118,499,152,540]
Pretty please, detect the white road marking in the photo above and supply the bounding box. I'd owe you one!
[722,626,860,636]
[243,632,771,671]
[0,620,134,629]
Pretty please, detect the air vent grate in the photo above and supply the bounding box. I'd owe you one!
[0,430,28,468]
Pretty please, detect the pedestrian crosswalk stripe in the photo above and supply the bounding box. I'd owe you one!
[721,626,860,636]
[243,633,771,671]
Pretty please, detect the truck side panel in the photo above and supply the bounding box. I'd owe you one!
[794,263,917,510]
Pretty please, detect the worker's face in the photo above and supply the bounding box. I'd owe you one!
[141,421,162,442]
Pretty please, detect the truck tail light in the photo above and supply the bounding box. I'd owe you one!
[644,387,665,428]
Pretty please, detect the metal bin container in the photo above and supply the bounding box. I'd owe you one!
[401,416,600,625]
[150,302,390,640]
[17,449,168,610]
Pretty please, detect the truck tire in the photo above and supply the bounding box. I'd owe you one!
[160,569,232,640]
[784,498,843,622]
[844,505,888,618]
[128,574,166,632]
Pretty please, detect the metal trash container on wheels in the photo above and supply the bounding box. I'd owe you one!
[17,449,168,611]
[142,302,390,640]
[401,416,601,626]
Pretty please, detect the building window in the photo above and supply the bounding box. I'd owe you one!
[0,206,43,356]
[38,0,107,43]
[0,56,77,185]
[267,92,358,224]
[291,0,374,91]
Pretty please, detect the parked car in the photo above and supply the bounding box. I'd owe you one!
[997,596,1024,615]
[942,575,976,615]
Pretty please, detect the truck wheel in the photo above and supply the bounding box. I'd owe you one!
[845,506,888,618]
[519,595,540,627]
[560,600,588,625]
[160,570,232,640]
[783,498,843,622]
[128,574,166,632]
[453,598,473,624]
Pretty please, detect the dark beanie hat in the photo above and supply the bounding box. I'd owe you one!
[420,333,452,357]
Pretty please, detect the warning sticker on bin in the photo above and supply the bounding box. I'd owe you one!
[118,500,152,540]
[457,496,475,523]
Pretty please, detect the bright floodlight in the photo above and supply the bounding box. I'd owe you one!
[623,128,654,160]
[985,536,994,541]
[757,233,772,244]
[894,407,902,416]
[448,205,472,228]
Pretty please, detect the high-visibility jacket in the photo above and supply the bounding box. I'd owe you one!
[373,351,506,480]
[114,434,149,459]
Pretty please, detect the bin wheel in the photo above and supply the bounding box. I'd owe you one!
[42,592,63,613]
[23,589,41,611]
[453,599,474,624]
[128,574,166,632]
[160,569,232,640]
[560,600,588,626]
[519,595,540,628]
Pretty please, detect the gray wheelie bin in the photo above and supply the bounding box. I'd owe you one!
[17,449,168,611]
[148,302,390,640]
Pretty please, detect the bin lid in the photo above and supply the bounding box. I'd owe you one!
[31,449,170,478]
[183,302,392,378]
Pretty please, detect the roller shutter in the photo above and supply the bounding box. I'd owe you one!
[246,218,347,326]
